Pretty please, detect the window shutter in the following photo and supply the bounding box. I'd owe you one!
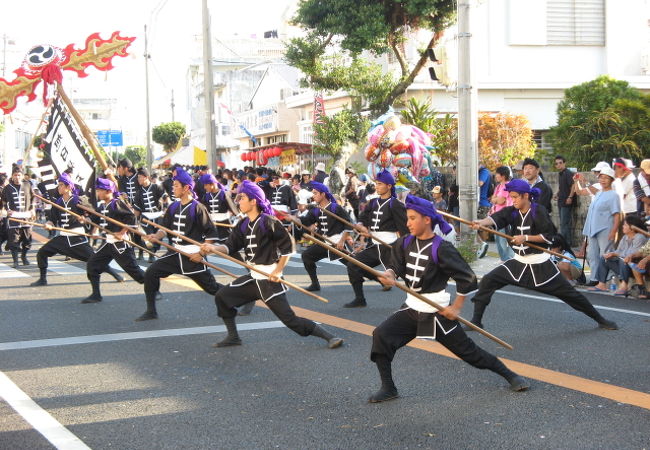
[547,0,605,45]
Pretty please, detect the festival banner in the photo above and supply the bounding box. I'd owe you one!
[313,93,326,132]
[43,94,95,192]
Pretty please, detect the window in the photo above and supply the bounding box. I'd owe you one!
[547,0,605,45]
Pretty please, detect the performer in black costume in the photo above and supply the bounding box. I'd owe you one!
[116,158,138,204]
[268,174,297,214]
[2,167,34,267]
[133,168,164,262]
[30,173,123,286]
[136,169,222,321]
[345,169,408,307]
[83,178,149,303]
[370,195,529,403]
[199,173,235,243]
[199,180,344,349]
[299,181,353,291]
[468,179,618,330]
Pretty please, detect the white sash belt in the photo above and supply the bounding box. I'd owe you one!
[11,211,31,219]
[250,263,279,280]
[61,227,85,237]
[106,234,119,244]
[405,290,450,313]
[174,244,200,254]
[513,252,550,264]
[272,205,289,213]
[142,211,163,220]
[371,231,398,244]
[210,212,230,222]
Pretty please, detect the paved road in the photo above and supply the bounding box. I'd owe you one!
[1,235,649,449]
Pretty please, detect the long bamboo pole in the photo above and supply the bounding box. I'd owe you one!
[632,225,650,238]
[75,204,239,279]
[437,209,574,262]
[8,217,105,239]
[140,217,329,304]
[304,234,513,350]
[34,193,155,257]
[317,205,392,248]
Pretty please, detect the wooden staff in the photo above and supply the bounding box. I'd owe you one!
[304,234,513,350]
[318,205,392,248]
[8,217,106,240]
[438,210,575,262]
[34,193,156,257]
[272,207,351,253]
[140,217,329,304]
[213,221,235,228]
[75,204,238,278]
[632,225,650,238]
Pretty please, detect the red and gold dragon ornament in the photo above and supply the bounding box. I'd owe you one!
[0,31,136,115]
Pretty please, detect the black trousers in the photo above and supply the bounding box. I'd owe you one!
[36,236,94,268]
[7,227,31,252]
[471,264,605,323]
[215,282,316,336]
[301,241,347,281]
[144,253,221,297]
[347,244,390,285]
[371,308,504,374]
[87,243,145,283]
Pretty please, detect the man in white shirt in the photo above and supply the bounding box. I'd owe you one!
[613,157,637,216]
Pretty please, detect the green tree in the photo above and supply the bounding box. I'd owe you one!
[152,122,186,152]
[548,76,645,169]
[313,108,370,160]
[123,145,147,168]
[286,0,456,113]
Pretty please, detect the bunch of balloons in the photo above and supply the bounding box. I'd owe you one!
[363,113,434,191]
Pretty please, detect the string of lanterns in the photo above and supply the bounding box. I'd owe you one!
[240,146,283,164]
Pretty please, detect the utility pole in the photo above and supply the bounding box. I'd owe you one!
[457,0,479,241]
[144,25,153,171]
[171,89,175,122]
[202,0,217,172]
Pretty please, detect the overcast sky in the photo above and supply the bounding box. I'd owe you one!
[1,0,295,145]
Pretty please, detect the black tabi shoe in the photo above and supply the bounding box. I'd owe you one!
[212,336,242,347]
[368,387,399,403]
[30,278,47,287]
[343,298,367,308]
[598,319,619,330]
[135,311,158,321]
[305,283,321,292]
[81,295,102,304]
[507,375,530,392]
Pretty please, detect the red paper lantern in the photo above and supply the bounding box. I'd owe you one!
[247,152,254,161]
[274,147,282,157]
[241,153,247,161]
[265,148,272,158]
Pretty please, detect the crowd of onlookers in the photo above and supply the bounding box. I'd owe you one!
[2,155,650,299]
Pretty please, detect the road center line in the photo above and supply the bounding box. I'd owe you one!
[0,321,285,351]
[0,371,91,450]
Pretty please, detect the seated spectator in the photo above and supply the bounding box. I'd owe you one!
[431,185,447,212]
[626,227,650,299]
[550,234,583,286]
[588,215,648,296]
[582,167,620,286]
[633,159,650,214]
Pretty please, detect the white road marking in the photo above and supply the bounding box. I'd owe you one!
[0,321,286,351]
[0,370,91,449]
[0,262,30,278]
[46,259,86,275]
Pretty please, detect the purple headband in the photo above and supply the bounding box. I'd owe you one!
[237,180,273,215]
[505,179,540,201]
[309,181,337,204]
[200,173,226,192]
[96,177,118,194]
[58,172,75,188]
[405,194,452,235]
[173,168,195,190]
[375,169,396,197]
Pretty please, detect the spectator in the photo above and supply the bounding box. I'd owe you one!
[612,157,637,217]
[588,215,647,296]
[628,237,650,299]
[633,159,650,213]
[300,170,311,189]
[582,167,620,286]
[550,234,583,286]
[489,166,514,262]
[554,155,577,245]
[511,160,524,180]
[431,186,447,212]
[476,165,492,258]
[344,167,360,220]
[313,162,327,183]
[574,161,610,198]
[522,158,553,213]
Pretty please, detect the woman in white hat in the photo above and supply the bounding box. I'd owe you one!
[313,162,327,183]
